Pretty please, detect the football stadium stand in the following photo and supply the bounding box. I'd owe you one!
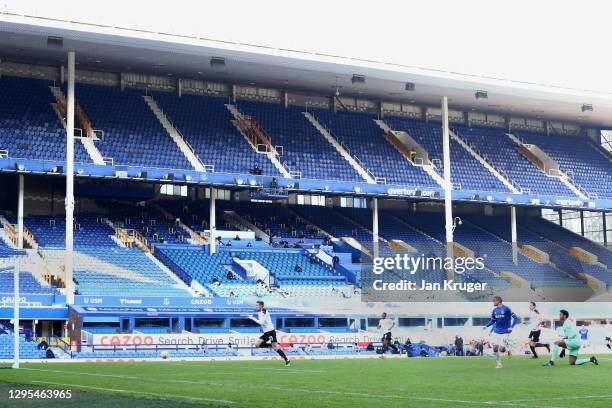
[74,84,192,169]
[312,109,438,186]
[515,130,612,199]
[384,117,510,192]
[152,92,279,176]
[24,215,115,248]
[0,76,90,163]
[41,246,192,297]
[0,333,47,359]
[452,124,576,196]
[237,101,363,181]
[467,215,611,287]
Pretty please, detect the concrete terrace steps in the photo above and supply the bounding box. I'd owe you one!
[449,130,519,193]
[143,95,207,172]
[304,111,376,184]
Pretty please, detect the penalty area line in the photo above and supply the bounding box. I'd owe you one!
[31,381,236,404]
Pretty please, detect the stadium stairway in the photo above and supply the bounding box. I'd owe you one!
[226,104,292,177]
[373,119,446,188]
[511,130,610,199]
[303,111,376,183]
[507,132,587,199]
[0,215,39,250]
[448,129,519,193]
[450,124,576,196]
[383,116,511,192]
[236,101,365,182]
[143,95,206,171]
[49,86,106,165]
[74,84,193,169]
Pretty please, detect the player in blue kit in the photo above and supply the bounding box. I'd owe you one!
[579,326,590,349]
[483,296,519,368]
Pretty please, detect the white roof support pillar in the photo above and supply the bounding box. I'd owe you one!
[372,197,379,259]
[511,206,518,264]
[209,187,216,255]
[17,174,24,249]
[442,96,454,279]
[65,50,75,305]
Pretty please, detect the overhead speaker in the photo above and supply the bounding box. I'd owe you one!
[210,57,225,67]
[351,74,366,84]
[47,36,64,49]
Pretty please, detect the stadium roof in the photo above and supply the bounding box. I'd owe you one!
[1,12,612,128]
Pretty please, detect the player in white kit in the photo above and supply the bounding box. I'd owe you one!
[527,301,550,359]
[378,312,397,353]
[248,300,291,366]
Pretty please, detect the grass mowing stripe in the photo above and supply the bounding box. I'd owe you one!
[19,367,537,407]
[20,367,484,405]
[4,356,608,408]
[30,381,235,405]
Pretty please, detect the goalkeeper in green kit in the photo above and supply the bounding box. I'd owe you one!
[543,309,598,367]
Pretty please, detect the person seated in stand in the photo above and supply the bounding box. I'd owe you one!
[234,234,241,241]
[251,164,262,175]
[294,264,303,273]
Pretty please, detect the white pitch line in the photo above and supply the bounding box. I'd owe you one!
[31,381,235,405]
[169,362,325,373]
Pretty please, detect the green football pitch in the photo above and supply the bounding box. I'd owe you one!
[0,355,610,408]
